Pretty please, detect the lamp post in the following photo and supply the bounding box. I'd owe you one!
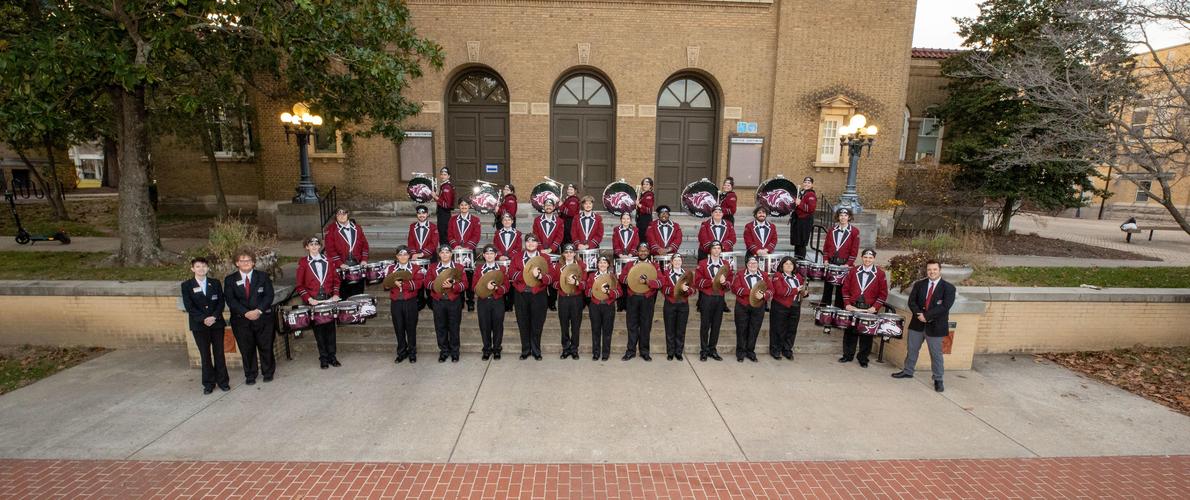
[280,103,323,204]
[835,113,878,215]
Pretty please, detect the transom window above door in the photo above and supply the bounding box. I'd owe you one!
[450,71,509,105]
[554,75,612,106]
[658,78,713,109]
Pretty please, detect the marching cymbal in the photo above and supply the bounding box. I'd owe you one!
[524,255,550,288]
[712,265,732,292]
[673,270,694,298]
[592,273,617,301]
[559,263,583,295]
[749,280,769,308]
[627,261,658,294]
[475,269,504,299]
[433,267,458,294]
[382,269,413,290]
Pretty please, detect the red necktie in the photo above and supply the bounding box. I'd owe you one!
[925,281,935,311]
[244,274,251,299]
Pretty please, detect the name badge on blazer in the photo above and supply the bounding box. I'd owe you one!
[192,287,202,293]
[235,280,245,286]
[257,287,264,293]
[211,294,218,300]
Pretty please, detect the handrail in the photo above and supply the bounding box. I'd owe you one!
[318,186,337,228]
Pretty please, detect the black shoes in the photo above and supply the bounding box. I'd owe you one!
[492,352,500,360]
[667,354,674,361]
[467,303,475,312]
[737,356,744,363]
[482,353,492,361]
[202,387,214,395]
[533,354,542,361]
[409,354,417,363]
[859,360,869,368]
[451,355,459,363]
[891,371,913,379]
[782,351,794,360]
[593,354,600,361]
[935,380,945,392]
[699,353,708,362]
[395,353,406,364]
[621,352,635,361]
[520,353,530,360]
[746,352,757,362]
[838,356,852,363]
[675,353,683,361]
[601,354,609,361]
[262,376,273,382]
[439,353,448,363]
[770,353,783,360]
[641,354,652,362]
[245,379,256,386]
[331,360,341,367]
[560,352,569,360]
[709,351,723,361]
[219,384,230,392]
[321,362,329,369]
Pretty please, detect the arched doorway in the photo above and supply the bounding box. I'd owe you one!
[551,72,615,196]
[447,68,510,186]
[655,75,718,208]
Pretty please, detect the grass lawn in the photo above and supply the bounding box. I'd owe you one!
[969,266,1190,288]
[0,251,299,281]
[0,345,107,395]
[0,198,117,237]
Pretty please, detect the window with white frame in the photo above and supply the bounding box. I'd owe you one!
[818,117,842,164]
[69,143,104,182]
[211,110,253,158]
[1130,108,1150,135]
[1135,180,1152,203]
[915,118,942,161]
[313,122,344,155]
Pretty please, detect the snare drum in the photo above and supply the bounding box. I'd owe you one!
[877,313,905,338]
[376,259,394,279]
[547,253,561,265]
[365,262,385,284]
[283,306,312,330]
[720,251,741,270]
[578,249,600,272]
[832,309,855,329]
[814,305,840,327]
[452,248,475,271]
[826,264,849,285]
[335,301,364,325]
[759,252,787,273]
[495,259,512,269]
[808,263,827,281]
[338,264,364,284]
[854,312,881,336]
[348,294,378,318]
[795,260,812,277]
[312,303,336,325]
[654,254,673,273]
[615,256,638,276]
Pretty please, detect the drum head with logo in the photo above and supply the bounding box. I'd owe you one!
[602,180,638,216]
[755,175,799,217]
[681,178,719,217]
[470,183,501,215]
[530,180,563,213]
[407,174,435,203]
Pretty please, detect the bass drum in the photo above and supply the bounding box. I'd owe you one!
[680,178,719,217]
[469,183,501,215]
[530,180,563,213]
[407,173,436,203]
[602,179,638,216]
[755,175,799,217]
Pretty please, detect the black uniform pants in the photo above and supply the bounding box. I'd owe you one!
[589,303,615,358]
[515,289,547,356]
[562,217,574,246]
[313,321,337,364]
[821,281,845,309]
[734,302,764,357]
[436,208,450,249]
[698,294,726,354]
[231,315,275,381]
[432,297,462,356]
[636,214,653,236]
[769,302,800,356]
[792,215,814,259]
[390,299,418,357]
[477,296,505,354]
[191,326,229,389]
[464,270,475,308]
[843,325,874,362]
[558,294,584,354]
[663,301,689,356]
[626,294,656,355]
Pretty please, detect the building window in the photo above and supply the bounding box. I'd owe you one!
[818,118,841,164]
[68,143,104,187]
[1130,108,1150,135]
[211,111,253,158]
[916,118,942,161]
[450,72,509,105]
[313,123,343,155]
[899,108,910,161]
[1136,180,1152,203]
[555,75,612,107]
[658,78,712,109]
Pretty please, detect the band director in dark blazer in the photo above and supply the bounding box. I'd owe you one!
[181,257,230,394]
[892,259,956,392]
[224,251,276,385]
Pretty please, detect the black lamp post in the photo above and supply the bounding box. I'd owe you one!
[280,103,323,204]
[836,113,878,215]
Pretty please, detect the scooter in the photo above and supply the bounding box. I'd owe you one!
[5,191,70,245]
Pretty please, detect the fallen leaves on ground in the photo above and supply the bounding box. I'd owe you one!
[1039,346,1190,416]
[0,345,107,395]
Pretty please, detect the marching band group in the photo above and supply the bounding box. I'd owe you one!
[184,166,955,395]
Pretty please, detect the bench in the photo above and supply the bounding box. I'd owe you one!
[1121,225,1182,243]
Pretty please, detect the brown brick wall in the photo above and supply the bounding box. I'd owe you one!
[976,301,1190,353]
[0,296,188,347]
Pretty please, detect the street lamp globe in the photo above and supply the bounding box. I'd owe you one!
[848,113,867,130]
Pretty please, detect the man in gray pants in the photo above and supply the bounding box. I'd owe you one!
[892,260,956,392]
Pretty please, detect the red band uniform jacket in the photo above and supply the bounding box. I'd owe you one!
[324,220,370,266]
[296,255,341,302]
[841,264,889,310]
[384,261,424,301]
[698,219,736,253]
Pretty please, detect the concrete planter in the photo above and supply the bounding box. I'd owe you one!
[940,264,973,283]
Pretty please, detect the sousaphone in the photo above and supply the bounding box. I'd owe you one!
[475,269,505,299]
[530,177,563,213]
[523,255,550,287]
[592,273,617,301]
[681,178,719,217]
[755,175,799,217]
[602,179,638,216]
[627,260,658,294]
[432,267,459,294]
[559,263,583,295]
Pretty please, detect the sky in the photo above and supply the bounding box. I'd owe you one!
[912,0,1189,50]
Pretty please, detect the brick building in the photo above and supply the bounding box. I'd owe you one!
[150,0,919,224]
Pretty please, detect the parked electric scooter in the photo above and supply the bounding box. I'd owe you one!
[5,191,70,245]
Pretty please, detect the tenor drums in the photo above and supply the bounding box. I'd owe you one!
[615,256,638,276]
[578,249,599,272]
[375,260,394,282]
[877,313,905,338]
[348,294,378,318]
[832,309,855,329]
[720,251,741,270]
[754,175,799,217]
[407,173,435,203]
[795,260,812,277]
[826,264,849,285]
[854,312,881,336]
[808,263,827,281]
[759,252,787,273]
[814,305,840,327]
[283,306,312,330]
[311,303,337,325]
[335,301,364,325]
[338,264,364,284]
[452,248,475,271]
[602,179,638,216]
[470,183,500,215]
[365,262,385,284]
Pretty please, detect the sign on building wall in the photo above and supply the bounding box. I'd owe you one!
[399,131,434,182]
[728,136,765,187]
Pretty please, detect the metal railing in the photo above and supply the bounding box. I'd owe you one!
[318,186,337,228]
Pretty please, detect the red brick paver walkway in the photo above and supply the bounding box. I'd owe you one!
[1,456,1187,499]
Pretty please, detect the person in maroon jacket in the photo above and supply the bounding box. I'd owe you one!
[660,253,694,361]
[449,198,483,312]
[619,243,661,361]
[586,255,622,361]
[646,206,682,256]
[494,184,518,229]
[611,212,640,313]
[295,236,342,369]
[697,205,736,261]
[552,243,587,359]
[385,246,424,364]
[720,177,738,225]
[840,248,889,367]
[820,207,860,311]
[510,235,554,360]
[695,240,732,361]
[433,167,455,247]
[790,176,817,260]
[571,195,604,250]
[324,207,370,298]
[473,245,510,360]
[732,256,772,362]
[533,200,564,254]
[744,207,779,260]
[407,205,438,262]
[768,256,807,361]
[427,245,466,363]
[636,177,655,233]
[560,183,580,245]
[493,212,523,260]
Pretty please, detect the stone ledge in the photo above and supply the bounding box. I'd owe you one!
[958,286,1190,303]
[0,280,294,302]
[885,290,988,315]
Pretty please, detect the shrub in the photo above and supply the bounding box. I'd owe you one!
[204,217,277,276]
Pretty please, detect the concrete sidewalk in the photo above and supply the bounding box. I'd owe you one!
[0,349,1186,463]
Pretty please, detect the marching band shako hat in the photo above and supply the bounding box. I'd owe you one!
[562,243,577,252]
[482,244,497,254]
[304,235,322,246]
[415,205,429,214]
[657,205,671,214]
[437,244,452,253]
[862,248,877,258]
[836,207,852,217]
